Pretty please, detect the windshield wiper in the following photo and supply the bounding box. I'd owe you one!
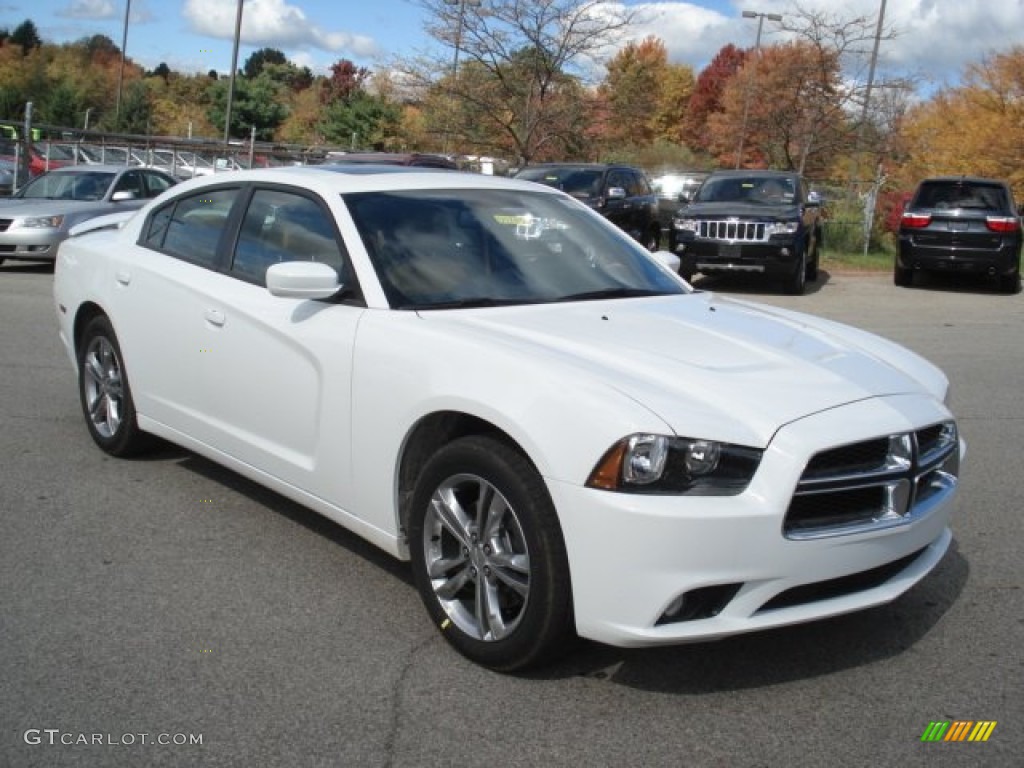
[403,297,526,310]
[557,288,668,302]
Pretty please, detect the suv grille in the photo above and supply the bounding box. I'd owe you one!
[696,220,767,242]
[784,421,959,539]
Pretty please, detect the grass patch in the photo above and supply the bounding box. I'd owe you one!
[822,248,892,272]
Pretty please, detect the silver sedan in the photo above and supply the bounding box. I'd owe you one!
[0,165,176,265]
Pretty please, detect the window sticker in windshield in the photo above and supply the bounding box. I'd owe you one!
[492,212,569,240]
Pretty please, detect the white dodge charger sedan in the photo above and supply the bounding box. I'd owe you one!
[54,166,963,671]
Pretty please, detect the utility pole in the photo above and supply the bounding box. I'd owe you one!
[115,0,132,127]
[224,0,245,143]
[735,10,783,169]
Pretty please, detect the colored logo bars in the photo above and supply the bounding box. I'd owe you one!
[921,721,997,742]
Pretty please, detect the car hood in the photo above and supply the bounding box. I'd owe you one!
[683,201,801,219]
[423,293,943,447]
[0,199,116,218]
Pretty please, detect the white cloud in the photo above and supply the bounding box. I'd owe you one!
[57,0,118,19]
[183,0,379,58]
[603,0,1024,89]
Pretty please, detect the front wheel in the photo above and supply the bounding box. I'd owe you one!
[77,315,151,456]
[643,227,661,252]
[783,250,807,295]
[408,435,574,672]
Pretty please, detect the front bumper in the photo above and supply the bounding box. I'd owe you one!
[550,394,961,648]
[672,236,802,276]
[0,227,64,261]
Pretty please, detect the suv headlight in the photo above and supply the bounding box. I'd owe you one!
[764,220,798,236]
[672,217,699,233]
[21,215,65,229]
[587,434,762,495]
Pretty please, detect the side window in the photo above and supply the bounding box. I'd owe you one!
[606,170,628,194]
[113,171,143,199]
[631,172,651,196]
[143,187,239,269]
[230,188,346,285]
[143,171,175,198]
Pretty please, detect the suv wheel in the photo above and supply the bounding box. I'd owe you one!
[644,227,661,252]
[894,264,914,287]
[784,251,807,295]
[998,267,1020,294]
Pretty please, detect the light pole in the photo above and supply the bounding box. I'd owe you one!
[734,9,782,169]
[224,0,245,143]
[83,108,93,131]
[442,0,481,155]
[115,0,131,128]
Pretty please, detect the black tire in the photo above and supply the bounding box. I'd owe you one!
[408,435,574,672]
[783,249,807,295]
[77,315,151,457]
[997,267,1020,294]
[894,264,913,287]
[807,230,821,282]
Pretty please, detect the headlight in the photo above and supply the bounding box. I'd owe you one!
[587,434,762,495]
[672,217,699,233]
[21,215,65,229]
[764,221,798,236]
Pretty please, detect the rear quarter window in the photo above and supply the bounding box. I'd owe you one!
[913,181,1010,213]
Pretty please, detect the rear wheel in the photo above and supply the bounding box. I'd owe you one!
[78,316,151,456]
[894,264,914,287]
[408,435,574,672]
[997,267,1020,294]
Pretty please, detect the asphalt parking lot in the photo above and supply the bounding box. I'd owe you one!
[1,262,1021,768]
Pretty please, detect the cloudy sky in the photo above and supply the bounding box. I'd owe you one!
[4,0,1022,90]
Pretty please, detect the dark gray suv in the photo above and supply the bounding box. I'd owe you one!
[514,163,661,250]
[897,176,1021,294]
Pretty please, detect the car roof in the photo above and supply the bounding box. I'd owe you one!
[152,165,562,196]
[916,175,1009,186]
[41,164,151,174]
[705,169,798,178]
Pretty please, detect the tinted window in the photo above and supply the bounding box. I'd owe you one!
[144,188,240,268]
[913,181,1010,212]
[231,188,346,285]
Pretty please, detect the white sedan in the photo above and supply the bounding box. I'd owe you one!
[54,166,963,671]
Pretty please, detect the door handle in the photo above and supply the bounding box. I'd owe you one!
[204,309,226,327]
[115,270,131,286]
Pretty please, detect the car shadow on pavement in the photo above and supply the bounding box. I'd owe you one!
[901,271,1020,295]
[163,447,416,587]
[535,541,968,690]
[687,269,831,296]
[0,261,55,274]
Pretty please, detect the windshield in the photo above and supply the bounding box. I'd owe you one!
[16,171,115,201]
[345,188,686,309]
[516,168,603,199]
[695,176,796,205]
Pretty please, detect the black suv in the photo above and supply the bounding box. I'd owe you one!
[514,163,661,250]
[668,170,822,294]
[897,176,1021,294]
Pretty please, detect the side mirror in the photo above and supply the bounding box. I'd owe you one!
[111,190,137,202]
[266,261,342,299]
[606,186,627,200]
[807,191,822,207]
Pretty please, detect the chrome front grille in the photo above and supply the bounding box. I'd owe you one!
[697,220,767,242]
[784,421,959,539]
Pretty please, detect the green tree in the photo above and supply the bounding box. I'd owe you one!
[10,19,42,55]
[318,93,401,148]
[207,74,289,140]
[243,48,287,79]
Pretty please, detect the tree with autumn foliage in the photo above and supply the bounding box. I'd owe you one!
[705,40,847,174]
[682,44,746,153]
[896,47,1024,199]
